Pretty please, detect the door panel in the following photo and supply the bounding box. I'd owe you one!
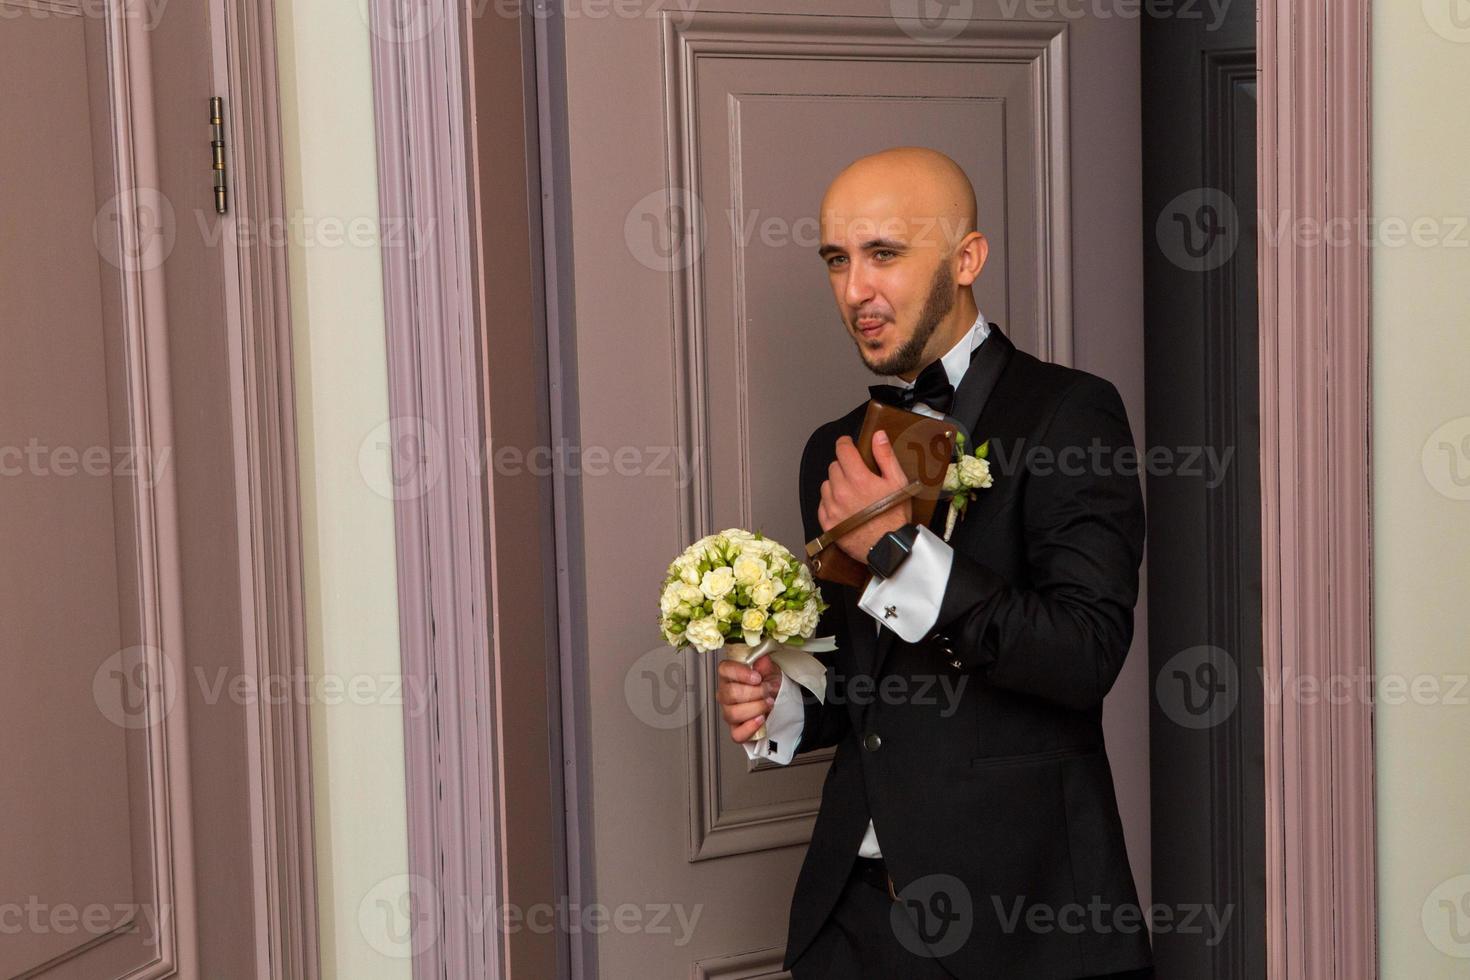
[1143,2,1264,976]
[551,5,1146,976]
[1,0,256,976]
[678,16,1073,864]
[0,9,138,980]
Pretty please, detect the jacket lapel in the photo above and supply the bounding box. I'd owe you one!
[867,323,1017,685]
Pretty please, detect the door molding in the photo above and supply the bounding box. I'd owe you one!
[1257,0,1375,977]
[215,0,322,974]
[368,0,565,977]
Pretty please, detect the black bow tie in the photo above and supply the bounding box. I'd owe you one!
[868,340,982,414]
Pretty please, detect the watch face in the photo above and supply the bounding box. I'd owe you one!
[869,533,902,578]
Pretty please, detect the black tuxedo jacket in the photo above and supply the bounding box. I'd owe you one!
[782,324,1152,979]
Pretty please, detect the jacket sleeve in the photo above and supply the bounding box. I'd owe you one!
[924,375,1146,711]
[791,426,854,753]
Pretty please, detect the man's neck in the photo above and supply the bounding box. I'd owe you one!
[896,299,980,383]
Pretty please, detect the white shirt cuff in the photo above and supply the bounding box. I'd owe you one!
[857,524,953,643]
[741,665,806,765]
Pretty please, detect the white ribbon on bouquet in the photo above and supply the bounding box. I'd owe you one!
[720,634,836,742]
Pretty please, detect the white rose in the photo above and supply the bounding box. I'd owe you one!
[678,584,703,605]
[741,608,766,633]
[660,583,682,615]
[684,615,726,653]
[958,455,992,488]
[679,563,700,585]
[732,555,766,586]
[700,566,736,600]
[750,579,777,607]
[943,463,963,493]
[720,528,755,542]
[712,598,736,621]
[773,608,804,639]
[798,599,820,634]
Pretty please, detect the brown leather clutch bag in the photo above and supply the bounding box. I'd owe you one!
[804,400,957,588]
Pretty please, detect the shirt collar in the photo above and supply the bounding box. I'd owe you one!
[894,311,990,390]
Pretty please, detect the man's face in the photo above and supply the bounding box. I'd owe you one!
[818,216,958,377]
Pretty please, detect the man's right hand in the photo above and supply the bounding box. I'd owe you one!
[716,654,783,743]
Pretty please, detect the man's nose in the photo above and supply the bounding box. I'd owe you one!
[843,261,875,309]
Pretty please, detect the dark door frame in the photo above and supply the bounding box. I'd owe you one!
[1142,4,1265,976]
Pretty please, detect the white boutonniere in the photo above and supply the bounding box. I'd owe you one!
[942,432,994,541]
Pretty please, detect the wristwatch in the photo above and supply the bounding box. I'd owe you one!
[866,524,920,580]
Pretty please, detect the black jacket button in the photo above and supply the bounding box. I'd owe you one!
[863,732,882,752]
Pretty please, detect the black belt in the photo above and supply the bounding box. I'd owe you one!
[852,856,898,901]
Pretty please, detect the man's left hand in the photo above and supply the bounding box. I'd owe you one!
[817,429,915,562]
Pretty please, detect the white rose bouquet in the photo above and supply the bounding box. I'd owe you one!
[659,528,834,740]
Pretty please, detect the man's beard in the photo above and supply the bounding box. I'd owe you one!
[858,259,956,377]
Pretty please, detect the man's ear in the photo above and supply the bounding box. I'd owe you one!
[955,232,988,287]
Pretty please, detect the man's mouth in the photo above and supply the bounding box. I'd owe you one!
[856,316,887,338]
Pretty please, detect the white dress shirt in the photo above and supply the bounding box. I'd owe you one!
[743,313,990,858]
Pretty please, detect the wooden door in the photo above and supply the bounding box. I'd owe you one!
[546,4,1150,976]
[0,1,276,976]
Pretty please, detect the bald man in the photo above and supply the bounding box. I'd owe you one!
[717,147,1153,978]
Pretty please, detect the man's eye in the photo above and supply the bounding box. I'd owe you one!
[874,249,896,260]
[827,256,847,269]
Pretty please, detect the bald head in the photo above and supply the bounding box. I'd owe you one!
[817,146,988,381]
[821,146,977,255]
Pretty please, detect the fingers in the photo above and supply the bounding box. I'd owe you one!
[722,697,767,723]
[722,696,770,741]
[870,429,907,484]
[716,661,763,700]
[730,714,768,743]
[717,659,774,741]
[821,434,909,535]
[832,435,868,482]
[751,653,779,677]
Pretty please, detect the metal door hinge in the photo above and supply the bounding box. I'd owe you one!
[209,96,228,214]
